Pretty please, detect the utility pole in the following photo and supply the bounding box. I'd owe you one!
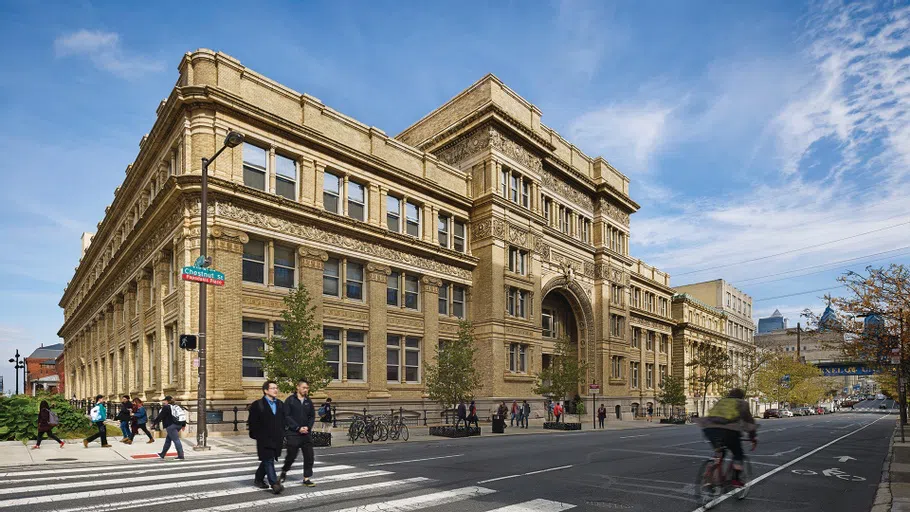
[796,322,801,362]
[900,308,906,443]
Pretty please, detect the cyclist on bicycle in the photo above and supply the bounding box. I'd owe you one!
[697,388,758,487]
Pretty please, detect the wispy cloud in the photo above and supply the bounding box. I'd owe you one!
[54,30,164,78]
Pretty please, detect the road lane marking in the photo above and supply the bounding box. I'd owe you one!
[328,485,496,511]
[0,463,354,495]
[619,434,649,439]
[486,498,576,511]
[478,465,574,484]
[368,454,463,466]
[607,449,780,467]
[322,448,392,456]
[0,455,256,478]
[188,478,431,512]
[690,413,891,512]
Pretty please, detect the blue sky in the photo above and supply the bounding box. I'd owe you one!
[1,0,908,393]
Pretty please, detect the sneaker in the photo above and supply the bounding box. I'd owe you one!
[271,482,284,495]
[31,445,40,450]
[303,479,316,487]
[59,442,65,448]
[279,472,287,484]
[730,479,745,488]
[157,453,166,460]
[101,444,113,448]
[83,440,89,448]
[147,439,155,444]
[124,439,132,445]
[254,479,268,489]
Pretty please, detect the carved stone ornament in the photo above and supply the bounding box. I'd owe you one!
[534,239,551,261]
[471,218,505,242]
[489,129,543,173]
[215,202,472,280]
[507,224,529,249]
[211,226,249,244]
[541,168,593,211]
[366,262,392,282]
[599,198,631,227]
[436,126,492,166]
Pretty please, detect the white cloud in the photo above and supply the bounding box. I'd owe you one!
[54,30,164,78]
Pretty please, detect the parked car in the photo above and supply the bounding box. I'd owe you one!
[815,407,825,415]
[764,409,781,419]
[880,403,889,409]
[794,407,810,416]
[780,409,794,417]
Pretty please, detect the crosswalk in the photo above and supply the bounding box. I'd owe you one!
[0,453,577,512]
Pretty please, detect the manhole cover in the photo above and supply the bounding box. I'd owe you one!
[45,458,78,462]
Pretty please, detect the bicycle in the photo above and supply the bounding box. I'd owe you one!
[388,415,410,441]
[695,446,753,507]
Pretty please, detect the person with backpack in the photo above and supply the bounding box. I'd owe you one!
[117,395,132,444]
[248,380,286,494]
[83,395,111,448]
[318,397,333,432]
[34,400,64,449]
[521,400,531,428]
[281,379,316,487]
[129,398,155,444]
[151,395,185,460]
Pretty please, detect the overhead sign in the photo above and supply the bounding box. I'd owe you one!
[822,366,876,376]
[182,266,225,286]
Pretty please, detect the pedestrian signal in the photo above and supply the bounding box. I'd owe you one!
[179,334,197,350]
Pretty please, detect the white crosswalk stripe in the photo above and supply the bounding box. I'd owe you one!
[328,486,496,511]
[0,455,267,478]
[485,499,576,512]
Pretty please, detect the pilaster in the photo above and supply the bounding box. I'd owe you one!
[421,275,442,396]
[208,226,248,400]
[366,263,392,399]
[298,246,329,326]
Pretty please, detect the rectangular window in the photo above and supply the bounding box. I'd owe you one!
[660,334,668,354]
[631,361,640,388]
[501,169,508,199]
[323,257,340,297]
[405,201,420,238]
[347,181,366,221]
[323,172,341,214]
[273,244,295,288]
[404,274,419,310]
[508,288,527,318]
[542,309,554,338]
[387,271,400,306]
[610,314,624,337]
[452,286,465,319]
[521,180,530,207]
[167,325,176,384]
[632,328,641,348]
[323,328,341,380]
[387,195,401,232]
[168,251,176,294]
[660,365,667,386]
[405,337,420,382]
[510,174,519,203]
[438,215,449,249]
[242,319,266,378]
[242,240,266,284]
[646,363,654,389]
[243,143,267,191]
[509,343,527,373]
[543,197,552,223]
[346,261,364,301]
[346,330,365,381]
[276,154,297,200]
[453,221,465,253]
[438,283,449,315]
[509,247,527,275]
[646,331,655,352]
[611,356,622,379]
[387,334,400,382]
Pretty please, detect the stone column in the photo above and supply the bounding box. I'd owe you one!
[369,183,381,227]
[314,162,326,209]
[429,206,439,245]
[298,246,329,326]
[423,204,433,242]
[299,157,315,205]
[342,175,349,216]
[113,297,124,394]
[366,263,392,399]
[268,146,277,194]
[153,252,171,393]
[421,275,442,393]
[208,226,249,400]
[135,270,150,398]
[494,161,503,195]
[379,186,389,230]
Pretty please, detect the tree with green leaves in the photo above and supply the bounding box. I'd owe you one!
[260,283,333,394]
[533,336,590,404]
[656,375,687,417]
[736,346,777,398]
[424,321,482,414]
[687,347,731,416]
[756,352,823,407]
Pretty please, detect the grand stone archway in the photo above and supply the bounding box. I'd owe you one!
[539,276,597,393]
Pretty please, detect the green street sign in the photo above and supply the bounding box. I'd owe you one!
[181,266,225,286]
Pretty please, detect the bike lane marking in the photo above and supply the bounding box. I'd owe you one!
[477,464,574,484]
[690,413,891,512]
[368,454,463,466]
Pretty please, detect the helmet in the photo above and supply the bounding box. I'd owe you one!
[727,388,746,400]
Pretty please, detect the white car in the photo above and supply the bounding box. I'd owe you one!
[779,409,794,417]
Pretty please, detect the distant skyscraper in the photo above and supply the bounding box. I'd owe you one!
[758,309,788,333]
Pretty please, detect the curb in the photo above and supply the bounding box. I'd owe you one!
[873,423,897,512]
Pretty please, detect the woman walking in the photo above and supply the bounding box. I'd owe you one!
[129,398,155,444]
[34,400,64,449]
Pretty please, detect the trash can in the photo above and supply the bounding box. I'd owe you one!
[492,414,505,433]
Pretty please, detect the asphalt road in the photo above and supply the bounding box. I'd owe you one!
[852,398,898,413]
[0,412,894,512]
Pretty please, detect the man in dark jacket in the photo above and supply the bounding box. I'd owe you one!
[281,379,316,486]
[248,380,285,494]
[117,395,132,444]
[455,401,467,430]
[151,395,185,460]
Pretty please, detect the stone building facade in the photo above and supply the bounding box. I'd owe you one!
[58,49,674,424]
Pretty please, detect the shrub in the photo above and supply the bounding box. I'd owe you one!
[543,422,581,431]
[0,394,93,442]
[429,426,480,438]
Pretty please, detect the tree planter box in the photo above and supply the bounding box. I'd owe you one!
[543,422,581,431]
[659,418,687,425]
[429,426,481,438]
[312,432,331,447]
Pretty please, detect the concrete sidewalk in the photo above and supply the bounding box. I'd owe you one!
[0,417,681,466]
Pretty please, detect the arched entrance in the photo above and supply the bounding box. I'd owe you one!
[539,276,596,396]
[615,404,622,419]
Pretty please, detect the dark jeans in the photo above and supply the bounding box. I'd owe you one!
[598,417,605,428]
[282,436,315,479]
[160,424,184,458]
[455,417,468,429]
[37,429,63,446]
[119,420,131,438]
[85,422,107,445]
[467,415,479,428]
[555,414,561,423]
[256,458,278,485]
[522,412,529,428]
[130,423,154,441]
[703,427,744,463]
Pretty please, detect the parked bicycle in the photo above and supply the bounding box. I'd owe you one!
[695,446,752,507]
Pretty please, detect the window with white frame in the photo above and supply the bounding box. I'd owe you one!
[631,361,640,388]
[147,334,156,386]
[611,355,623,379]
[149,267,156,303]
[632,327,641,348]
[438,282,466,318]
[611,284,623,305]
[507,287,527,318]
[387,271,400,306]
[660,334,668,353]
[501,169,508,199]
[508,247,527,275]
[509,343,528,373]
[659,365,667,386]
[323,171,341,214]
[388,335,420,383]
[168,251,176,294]
[242,240,266,284]
[345,330,365,381]
[452,285,465,318]
[404,337,420,382]
[438,215,449,249]
[646,363,654,388]
[346,261,364,300]
[324,328,341,380]
[543,197,552,224]
[453,220,465,252]
[347,180,366,221]
[387,334,401,382]
[276,154,297,200]
[242,143,267,191]
[386,195,401,232]
[510,173,519,202]
[133,342,140,390]
[610,314,625,337]
[521,180,530,208]
[646,331,655,352]
[404,274,419,310]
[166,325,176,384]
[405,201,420,238]
[323,257,364,301]
[388,270,421,310]
[273,244,295,288]
[542,309,554,338]
[438,283,448,315]
[323,258,340,297]
[242,319,266,378]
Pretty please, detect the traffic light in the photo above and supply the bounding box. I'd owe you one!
[179,334,197,350]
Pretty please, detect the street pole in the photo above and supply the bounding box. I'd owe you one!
[8,350,22,395]
[900,308,906,443]
[796,322,801,362]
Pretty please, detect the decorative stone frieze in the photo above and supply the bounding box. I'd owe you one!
[471,218,505,242]
[598,197,631,227]
[541,168,593,211]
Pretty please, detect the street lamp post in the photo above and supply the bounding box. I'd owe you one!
[194,130,244,451]
[8,350,24,395]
